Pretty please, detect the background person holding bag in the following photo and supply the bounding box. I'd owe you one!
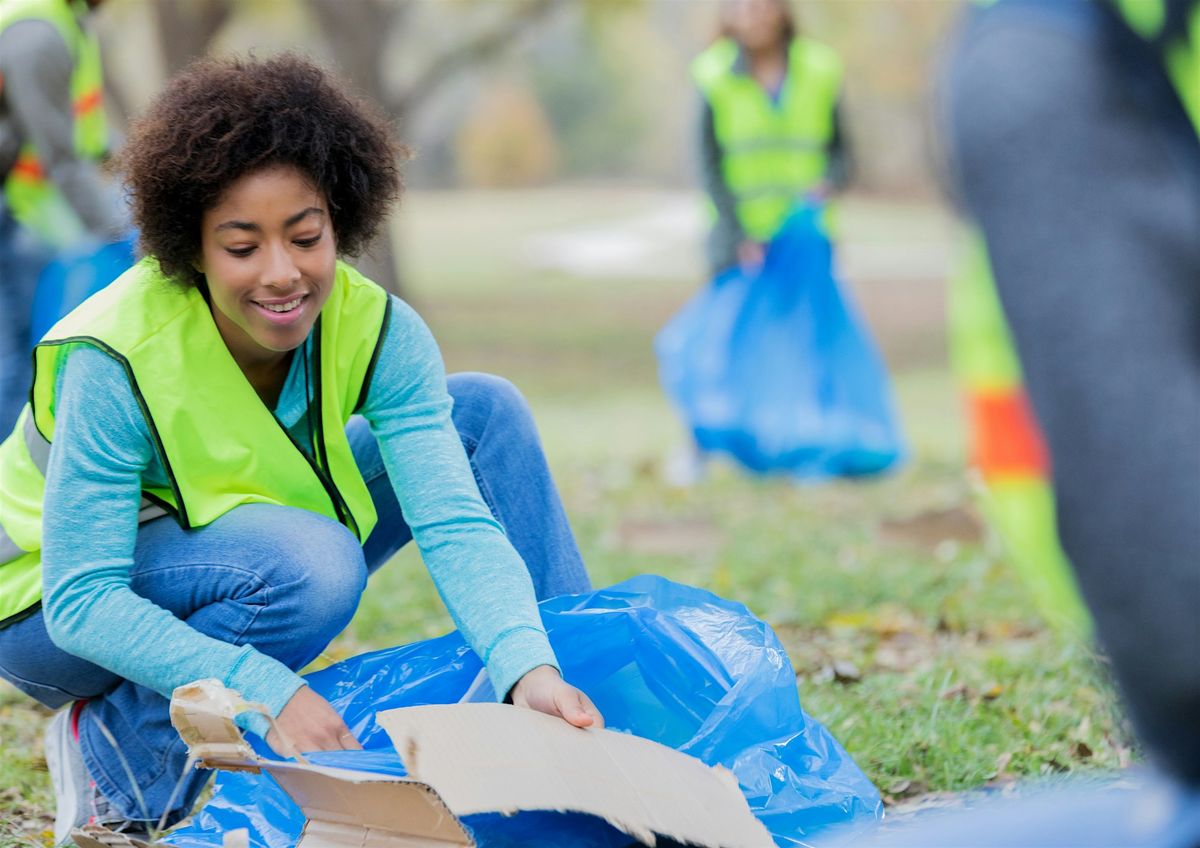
[660,0,901,483]
[693,0,852,276]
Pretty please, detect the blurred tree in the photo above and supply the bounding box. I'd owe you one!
[138,0,573,294]
[153,0,233,76]
[456,81,560,187]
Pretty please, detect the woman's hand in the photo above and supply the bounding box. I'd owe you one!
[509,665,605,730]
[267,685,362,757]
[737,239,766,270]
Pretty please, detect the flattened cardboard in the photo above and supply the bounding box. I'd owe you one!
[163,680,471,848]
[379,703,774,848]
[76,680,773,848]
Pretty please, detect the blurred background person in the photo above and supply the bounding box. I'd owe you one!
[694,0,852,276]
[0,0,129,435]
[845,0,1200,843]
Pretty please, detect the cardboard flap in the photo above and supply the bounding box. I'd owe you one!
[261,762,471,845]
[168,681,473,847]
[168,679,267,767]
[378,703,775,848]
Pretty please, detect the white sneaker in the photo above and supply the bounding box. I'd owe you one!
[663,444,706,487]
[44,703,147,845]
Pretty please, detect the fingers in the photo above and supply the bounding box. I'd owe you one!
[553,687,605,729]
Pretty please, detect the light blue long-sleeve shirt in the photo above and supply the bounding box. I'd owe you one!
[39,293,557,726]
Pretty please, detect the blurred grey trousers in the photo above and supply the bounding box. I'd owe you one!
[942,0,1200,787]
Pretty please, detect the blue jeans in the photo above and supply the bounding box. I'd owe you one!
[0,373,589,824]
[0,206,52,437]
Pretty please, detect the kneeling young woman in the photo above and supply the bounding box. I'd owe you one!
[0,55,601,839]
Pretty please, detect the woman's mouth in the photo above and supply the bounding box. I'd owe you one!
[252,293,309,325]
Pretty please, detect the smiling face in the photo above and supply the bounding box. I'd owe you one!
[197,165,336,373]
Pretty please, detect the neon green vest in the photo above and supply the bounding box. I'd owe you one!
[692,37,842,242]
[0,258,389,625]
[1114,0,1200,132]
[0,0,109,247]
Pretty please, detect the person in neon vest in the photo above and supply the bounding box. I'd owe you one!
[845,2,1199,844]
[693,0,851,275]
[0,0,129,437]
[0,55,602,839]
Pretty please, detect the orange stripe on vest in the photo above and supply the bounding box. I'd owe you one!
[968,389,1050,478]
[11,152,46,181]
[74,87,102,117]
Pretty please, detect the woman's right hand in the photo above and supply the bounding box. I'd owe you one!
[738,239,766,270]
[266,685,362,757]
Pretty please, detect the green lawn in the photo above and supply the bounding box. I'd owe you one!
[0,191,1132,845]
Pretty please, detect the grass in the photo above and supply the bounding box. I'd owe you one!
[0,190,1133,844]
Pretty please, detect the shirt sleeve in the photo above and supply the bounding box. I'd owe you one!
[0,20,128,237]
[359,296,559,700]
[697,94,745,274]
[40,347,304,731]
[826,97,855,191]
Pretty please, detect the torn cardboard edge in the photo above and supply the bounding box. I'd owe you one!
[74,679,774,848]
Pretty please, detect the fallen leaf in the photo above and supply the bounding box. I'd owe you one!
[939,683,972,701]
[982,683,1004,700]
[1070,741,1094,760]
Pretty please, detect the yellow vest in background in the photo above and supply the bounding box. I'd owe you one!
[0,0,110,247]
[692,37,842,242]
[0,259,390,625]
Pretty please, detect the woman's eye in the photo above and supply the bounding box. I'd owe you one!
[295,235,322,248]
[226,246,256,258]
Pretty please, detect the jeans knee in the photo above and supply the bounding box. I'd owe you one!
[252,510,367,640]
[448,372,535,447]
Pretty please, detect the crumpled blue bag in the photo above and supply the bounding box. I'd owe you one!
[30,236,137,344]
[164,576,881,847]
[657,208,905,478]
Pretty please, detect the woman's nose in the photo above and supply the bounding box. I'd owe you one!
[263,243,301,287]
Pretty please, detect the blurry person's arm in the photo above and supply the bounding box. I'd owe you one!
[698,96,753,272]
[825,97,854,193]
[0,20,127,237]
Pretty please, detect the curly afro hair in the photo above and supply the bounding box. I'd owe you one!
[118,54,404,286]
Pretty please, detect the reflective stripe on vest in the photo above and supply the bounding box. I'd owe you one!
[0,258,390,625]
[692,37,841,242]
[0,0,109,247]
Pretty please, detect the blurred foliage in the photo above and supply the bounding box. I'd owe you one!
[455,81,561,187]
[97,0,965,194]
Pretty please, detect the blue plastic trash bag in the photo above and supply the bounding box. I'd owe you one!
[163,576,881,848]
[657,207,904,478]
[30,235,137,344]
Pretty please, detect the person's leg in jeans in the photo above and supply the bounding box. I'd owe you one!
[0,208,51,435]
[0,370,589,824]
[354,371,591,597]
[0,504,369,827]
[945,0,1200,786]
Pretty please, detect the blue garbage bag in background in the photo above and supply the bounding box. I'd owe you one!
[657,207,905,478]
[163,576,882,848]
[30,235,137,344]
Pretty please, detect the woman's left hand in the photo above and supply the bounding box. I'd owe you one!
[509,664,605,730]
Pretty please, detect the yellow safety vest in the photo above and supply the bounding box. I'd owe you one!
[692,37,842,242]
[0,258,390,625]
[952,0,1198,634]
[0,0,110,247]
